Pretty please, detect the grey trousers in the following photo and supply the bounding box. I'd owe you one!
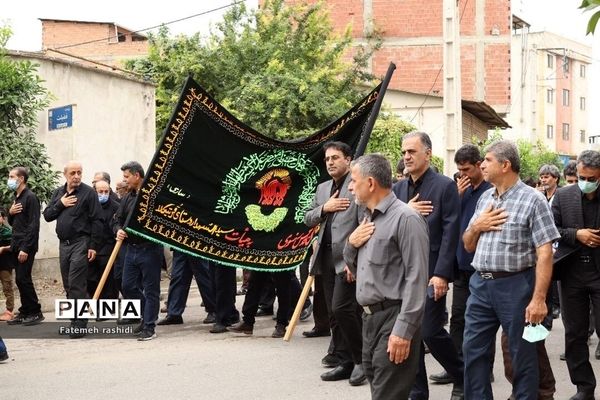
[362,304,422,400]
[59,237,90,302]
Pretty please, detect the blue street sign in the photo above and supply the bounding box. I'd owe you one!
[48,105,73,130]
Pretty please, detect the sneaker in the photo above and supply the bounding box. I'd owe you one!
[133,320,145,335]
[202,312,216,324]
[236,287,247,296]
[228,321,254,335]
[6,313,26,325]
[0,310,14,321]
[22,312,45,326]
[0,351,8,363]
[137,329,157,341]
[300,303,313,321]
[271,324,286,338]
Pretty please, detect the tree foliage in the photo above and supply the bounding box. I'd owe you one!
[580,0,600,35]
[0,26,58,207]
[125,0,381,141]
[475,131,563,182]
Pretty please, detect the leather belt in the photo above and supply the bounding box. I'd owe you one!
[478,269,528,280]
[363,299,402,315]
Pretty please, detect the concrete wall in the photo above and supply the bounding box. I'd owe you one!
[10,53,156,280]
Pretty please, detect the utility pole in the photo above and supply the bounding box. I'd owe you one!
[443,0,462,176]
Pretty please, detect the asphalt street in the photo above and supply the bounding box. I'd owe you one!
[1,282,598,400]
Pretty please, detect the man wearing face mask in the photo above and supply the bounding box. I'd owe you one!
[43,161,103,338]
[5,167,43,326]
[552,150,600,400]
[87,180,120,299]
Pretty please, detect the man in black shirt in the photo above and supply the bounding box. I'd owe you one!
[113,161,163,341]
[6,167,44,326]
[87,180,120,299]
[43,161,102,336]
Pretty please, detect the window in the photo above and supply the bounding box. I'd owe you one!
[563,58,569,73]
[563,89,570,106]
[580,97,586,110]
[546,89,554,104]
[581,64,586,78]
[547,54,554,68]
[562,123,570,141]
[546,125,554,139]
[580,130,586,143]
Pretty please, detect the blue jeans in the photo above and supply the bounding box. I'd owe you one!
[167,251,215,316]
[122,242,163,331]
[0,337,6,354]
[463,269,538,400]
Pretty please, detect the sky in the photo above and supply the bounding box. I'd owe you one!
[2,0,600,132]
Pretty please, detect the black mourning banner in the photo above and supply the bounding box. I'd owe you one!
[126,77,381,271]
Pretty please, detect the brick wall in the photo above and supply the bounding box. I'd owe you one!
[42,20,148,68]
[281,0,512,110]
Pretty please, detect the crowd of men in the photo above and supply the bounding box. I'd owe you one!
[0,135,599,400]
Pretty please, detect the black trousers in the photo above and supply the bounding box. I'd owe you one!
[561,261,600,394]
[12,251,41,315]
[242,270,292,326]
[412,292,464,399]
[87,253,119,299]
[209,262,239,325]
[363,305,422,400]
[321,249,363,365]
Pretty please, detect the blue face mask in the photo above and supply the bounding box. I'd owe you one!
[7,178,18,191]
[98,194,109,204]
[578,179,599,194]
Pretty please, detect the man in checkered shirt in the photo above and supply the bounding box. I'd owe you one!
[461,140,560,400]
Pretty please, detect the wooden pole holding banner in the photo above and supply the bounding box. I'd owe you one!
[283,275,314,342]
[92,239,123,300]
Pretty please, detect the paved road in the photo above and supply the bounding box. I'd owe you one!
[1,283,598,400]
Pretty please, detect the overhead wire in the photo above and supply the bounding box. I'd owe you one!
[51,1,246,51]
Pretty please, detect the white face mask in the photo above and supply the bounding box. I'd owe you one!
[7,178,18,191]
[578,178,599,194]
[522,323,549,343]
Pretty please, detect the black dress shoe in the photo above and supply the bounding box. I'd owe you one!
[568,392,595,400]
[202,312,216,324]
[256,308,274,317]
[157,315,183,325]
[228,321,254,334]
[349,364,367,386]
[321,353,339,368]
[429,370,453,384]
[209,323,228,334]
[595,342,600,360]
[320,364,353,381]
[302,327,330,338]
[271,323,286,338]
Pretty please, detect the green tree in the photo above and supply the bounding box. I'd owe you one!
[366,112,415,170]
[126,0,381,141]
[0,26,58,207]
[580,0,600,34]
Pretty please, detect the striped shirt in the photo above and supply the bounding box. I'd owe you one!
[468,180,560,272]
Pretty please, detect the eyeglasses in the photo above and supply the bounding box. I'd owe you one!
[578,176,598,183]
[324,155,342,162]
